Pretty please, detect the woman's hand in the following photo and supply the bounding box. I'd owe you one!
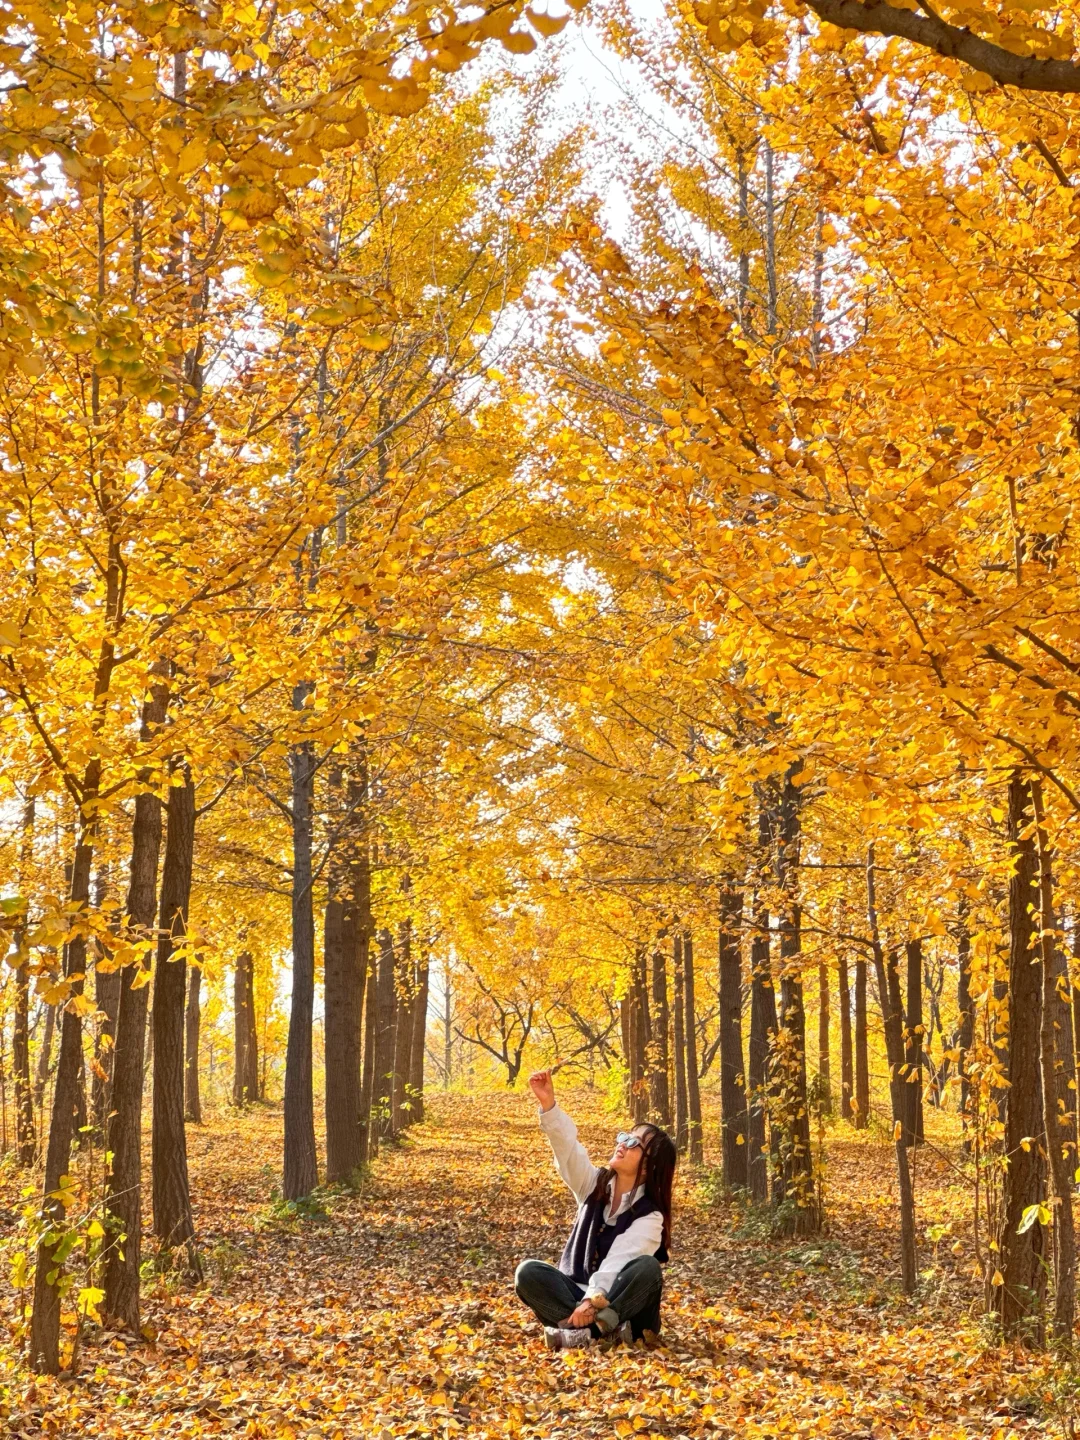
[528,1069,556,1112]
[565,1299,596,1329]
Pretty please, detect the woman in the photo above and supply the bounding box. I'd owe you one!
[514,1068,677,1351]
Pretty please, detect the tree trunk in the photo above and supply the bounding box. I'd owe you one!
[904,939,924,1146]
[283,728,319,1200]
[393,919,413,1133]
[956,913,974,1149]
[748,899,775,1203]
[1032,780,1075,1344]
[91,864,120,1135]
[854,957,869,1128]
[996,773,1047,1342]
[866,847,917,1293]
[233,951,259,1106]
[409,946,430,1125]
[13,795,35,1166]
[184,963,201,1125]
[649,944,672,1128]
[630,945,651,1125]
[29,814,94,1373]
[838,953,853,1122]
[359,938,378,1161]
[673,933,689,1152]
[374,929,396,1140]
[1052,945,1079,1161]
[817,961,832,1116]
[683,931,703,1164]
[34,999,55,1111]
[718,889,747,1187]
[324,885,363,1178]
[152,768,199,1271]
[103,680,168,1332]
[776,769,816,1231]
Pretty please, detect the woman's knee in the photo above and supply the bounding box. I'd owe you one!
[514,1258,546,1295]
[629,1255,663,1289]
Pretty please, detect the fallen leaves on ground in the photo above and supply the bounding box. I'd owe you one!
[0,1091,1062,1438]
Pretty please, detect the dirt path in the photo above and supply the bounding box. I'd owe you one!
[0,1091,1054,1438]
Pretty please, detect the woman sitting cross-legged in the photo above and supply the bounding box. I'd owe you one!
[515,1068,677,1351]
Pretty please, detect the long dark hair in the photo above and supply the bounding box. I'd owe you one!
[591,1124,677,1252]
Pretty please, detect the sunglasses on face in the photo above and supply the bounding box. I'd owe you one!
[615,1131,644,1151]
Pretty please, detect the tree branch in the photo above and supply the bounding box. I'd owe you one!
[803,0,1080,94]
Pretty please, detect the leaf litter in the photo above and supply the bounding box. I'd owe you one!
[0,1091,1061,1439]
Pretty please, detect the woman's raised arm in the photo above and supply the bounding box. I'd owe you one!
[527,1069,600,1205]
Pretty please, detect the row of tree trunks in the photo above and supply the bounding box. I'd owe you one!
[623,930,703,1155]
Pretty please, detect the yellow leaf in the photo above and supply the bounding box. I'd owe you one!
[0,620,21,648]
[527,7,571,34]
[991,1269,1004,1286]
[501,28,538,51]
[357,333,392,352]
[176,138,207,174]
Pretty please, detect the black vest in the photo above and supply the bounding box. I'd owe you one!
[557,1187,668,1285]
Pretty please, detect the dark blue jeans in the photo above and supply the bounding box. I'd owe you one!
[514,1255,663,1338]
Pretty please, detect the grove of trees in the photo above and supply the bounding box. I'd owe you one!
[5,0,1080,1382]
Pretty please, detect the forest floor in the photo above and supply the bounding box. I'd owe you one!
[0,1089,1069,1439]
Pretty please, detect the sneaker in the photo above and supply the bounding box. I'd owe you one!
[544,1325,594,1350]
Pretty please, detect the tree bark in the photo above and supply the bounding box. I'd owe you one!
[854,957,869,1128]
[683,931,703,1164]
[867,847,917,1294]
[409,946,430,1125]
[649,943,672,1128]
[324,889,360,1178]
[776,768,816,1231]
[718,889,747,1187]
[359,937,378,1162]
[91,864,120,1136]
[152,768,199,1271]
[1054,944,1079,1161]
[817,961,832,1116]
[13,794,35,1166]
[393,918,413,1133]
[233,951,259,1106]
[283,727,319,1200]
[956,911,974,1149]
[1032,780,1075,1344]
[29,815,94,1372]
[838,953,853,1122]
[673,933,689,1153]
[103,680,168,1332]
[34,998,55,1112]
[904,938,924,1146]
[184,963,201,1124]
[374,929,397,1140]
[995,773,1047,1342]
[748,898,775,1203]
